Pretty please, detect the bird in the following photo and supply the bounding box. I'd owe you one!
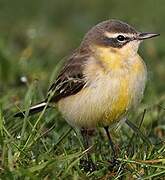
[14,19,159,165]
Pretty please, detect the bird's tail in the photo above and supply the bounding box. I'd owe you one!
[14,102,50,118]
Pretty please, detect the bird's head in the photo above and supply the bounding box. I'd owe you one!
[81,20,159,60]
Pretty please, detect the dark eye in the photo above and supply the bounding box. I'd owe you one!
[117,35,125,41]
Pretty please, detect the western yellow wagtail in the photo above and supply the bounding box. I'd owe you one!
[15,19,159,165]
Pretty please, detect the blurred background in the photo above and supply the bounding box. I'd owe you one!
[0,1,165,178]
[0,0,164,112]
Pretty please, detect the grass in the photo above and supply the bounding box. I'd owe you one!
[0,47,165,179]
[0,0,165,179]
[1,95,165,179]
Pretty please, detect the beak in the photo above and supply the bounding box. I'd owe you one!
[137,32,160,40]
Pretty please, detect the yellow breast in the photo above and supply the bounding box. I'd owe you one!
[103,76,130,125]
[57,52,147,128]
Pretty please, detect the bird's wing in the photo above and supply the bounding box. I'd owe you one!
[14,49,90,118]
[47,50,89,103]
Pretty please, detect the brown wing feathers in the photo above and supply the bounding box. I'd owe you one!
[14,50,89,117]
[48,52,88,102]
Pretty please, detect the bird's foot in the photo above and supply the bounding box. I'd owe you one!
[108,157,121,171]
[79,159,97,172]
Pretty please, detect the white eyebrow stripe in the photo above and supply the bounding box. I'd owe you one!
[104,32,135,38]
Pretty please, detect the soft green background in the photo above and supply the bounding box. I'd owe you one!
[0,0,164,96]
[0,0,165,179]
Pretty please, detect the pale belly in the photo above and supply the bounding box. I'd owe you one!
[57,60,147,128]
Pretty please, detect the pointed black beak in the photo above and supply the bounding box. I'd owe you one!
[137,32,160,40]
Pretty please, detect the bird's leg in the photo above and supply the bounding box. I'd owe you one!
[104,126,118,166]
[80,128,96,172]
[81,128,89,150]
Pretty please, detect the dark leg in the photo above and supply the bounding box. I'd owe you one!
[81,128,89,150]
[80,128,97,172]
[104,126,118,166]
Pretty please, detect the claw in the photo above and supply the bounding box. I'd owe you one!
[80,159,97,172]
[108,158,121,171]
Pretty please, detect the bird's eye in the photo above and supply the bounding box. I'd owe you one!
[117,35,125,42]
